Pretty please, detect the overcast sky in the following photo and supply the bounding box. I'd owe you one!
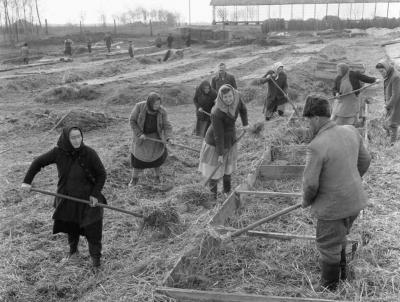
[40,0,400,25]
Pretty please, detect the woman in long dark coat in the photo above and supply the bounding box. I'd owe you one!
[332,63,378,125]
[129,92,173,186]
[260,62,288,120]
[21,126,107,268]
[199,84,249,199]
[193,80,217,137]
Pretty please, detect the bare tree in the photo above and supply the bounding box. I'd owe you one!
[99,13,107,28]
[34,0,41,27]
[80,10,86,26]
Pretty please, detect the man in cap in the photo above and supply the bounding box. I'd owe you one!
[302,95,371,291]
[211,63,237,92]
[376,60,400,146]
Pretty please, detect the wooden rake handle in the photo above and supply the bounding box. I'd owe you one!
[230,203,302,238]
[198,108,211,117]
[327,81,379,101]
[31,188,144,219]
[144,137,200,153]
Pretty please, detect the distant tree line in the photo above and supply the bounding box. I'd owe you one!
[114,7,180,27]
[1,0,43,43]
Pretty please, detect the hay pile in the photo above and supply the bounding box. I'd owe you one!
[137,56,159,65]
[240,86,266,104]
[140,202,180,236]
[106,84,148,105]
[34,85,100,104]
[2,108,60,132]
[173,184,214,207]
[59,110,114,132]
[160,84,194,106]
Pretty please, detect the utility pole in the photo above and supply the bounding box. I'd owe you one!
[189,0,191,25]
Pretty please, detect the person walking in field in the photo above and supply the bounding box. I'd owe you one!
[21,126,107,269]
[129,93,173,186]
[302,95,371,291]
[21,42,29,64]
[331,63,378,126]
[128,41,134,58]
[211,63,237,92]
[104,33,113,53]
[376,60,400,146]
[193,80,217,137]
[155,34,162,48]
[199,84,249,199]
[260,62,288,120]
[87,38,92,54]
[167,33,174,49]
[64,38,73,56]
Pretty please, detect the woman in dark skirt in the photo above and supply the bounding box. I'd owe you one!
[193,80,217,137]
[199,84,249,199]
[21,126,107,268]
[129,92,173,186]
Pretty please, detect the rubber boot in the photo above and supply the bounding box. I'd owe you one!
[319,261,340,291]
[67,233,79,256]
[208,179,218,199]
[340,248,347,281]
[222,174,231,194]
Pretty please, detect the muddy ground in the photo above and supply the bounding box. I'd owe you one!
[1,31,399,301]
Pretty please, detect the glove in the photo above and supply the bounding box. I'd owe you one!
[89,196,98,207]
[242,125,251,132]
[217,155,224,164]
[139,134,146,140]
[21,183,31,193]
[166,138,173,145]
[375,79,381,84]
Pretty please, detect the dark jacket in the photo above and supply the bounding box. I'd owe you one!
[23,127,107,227]
[211,72,237,92]
[302,121,371,220]
[261,70,288,110]
[205,99,248,156]
[383,67,400,126]
[333,70,376,96]
[193,80,217,121]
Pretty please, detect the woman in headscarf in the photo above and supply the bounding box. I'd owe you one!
[332,63,378,126]
[376,60,400,145]
[260,62,288,120]
[129,92,173,186]
[199,84,249,199]
[193,80,217,137]
[21,126,107,269]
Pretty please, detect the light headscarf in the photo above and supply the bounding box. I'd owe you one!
[215,84,240,119]
[337,63,350,77]
[272,62,284,80]
[376,59,394,79]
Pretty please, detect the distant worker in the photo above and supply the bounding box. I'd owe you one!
[260,62,288,120]
[199,85,249,199]
[128,41,134,58]
[302,95,371,291]
[376,60,400,146]
[21,42,29,64]
[87,38,92,54]
[185,32,191,47]
[64,37,73,56]
[211,63,237,92]
[128,93,173,186]
[167,33,174,49]
[104,33,113,53]
[193,80,217,137]
[332,63,378,126]
[155,34,162,48]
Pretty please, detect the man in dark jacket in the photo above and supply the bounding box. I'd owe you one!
[332,63,378,125]
[211,63,237,92]
[302,95,371,291]
[376,59,400,145]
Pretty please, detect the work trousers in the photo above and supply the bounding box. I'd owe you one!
[316,214,358,264]
[67,220,102,259]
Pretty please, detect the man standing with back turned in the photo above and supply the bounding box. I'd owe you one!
[302,95,371,291]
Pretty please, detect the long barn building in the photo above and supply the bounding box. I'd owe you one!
[210,0,400,24]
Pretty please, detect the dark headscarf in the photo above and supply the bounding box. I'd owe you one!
[57,126,84,156]
[195,80,215,97]
[146,92,162,114]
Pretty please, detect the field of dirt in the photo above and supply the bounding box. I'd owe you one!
[1,30,400,302]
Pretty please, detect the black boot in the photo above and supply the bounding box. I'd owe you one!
[340,248,347,281]
[208,179,218,199]
[320,261,340,291]
[223,174,231,194]
[91,257,101,268]
[67,233,79,256]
